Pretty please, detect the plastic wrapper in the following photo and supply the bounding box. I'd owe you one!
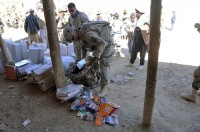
[98,102,120,117]
[77,111,90,117]
[93,95,106,105]
[83,88,93,99]
[86,101,98,114]
[81,113,94,121]
[70,97,81,110]
[104,114,119,125]
[94,113,104,127]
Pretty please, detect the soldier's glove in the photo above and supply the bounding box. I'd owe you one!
[65,62,77,77]
[87,57,99,66]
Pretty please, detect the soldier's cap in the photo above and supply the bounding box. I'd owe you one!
[135,8,144,15]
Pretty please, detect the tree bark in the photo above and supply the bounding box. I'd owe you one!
[42,0,68,88]
[142,0,162,126]
[0,34,14,65]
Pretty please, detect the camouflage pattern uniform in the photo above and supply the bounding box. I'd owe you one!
[78,21,114,87]
[63,21,114,91]
[181,23,200,103]
[68,11,89,60]
[66,62,100,88]
[192,66,200,90]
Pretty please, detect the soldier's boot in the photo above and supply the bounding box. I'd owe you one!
[181,89,198,103]
[97,85,108,97]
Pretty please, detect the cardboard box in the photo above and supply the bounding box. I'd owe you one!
[5,65,17,80]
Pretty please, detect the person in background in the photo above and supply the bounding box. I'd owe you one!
[110,12,122,46]
[56,6,69,44]
[125,8,150,70]
[37,3,48,44]
[126,13,137,58]
[170,11,176,31]
[24,9,40,44]
[67,2,89,61]
[194,21,200,33]
[0,18,4,34]
[94,11,103,21]
[121,9,128,21]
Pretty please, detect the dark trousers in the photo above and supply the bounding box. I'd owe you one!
[130,27,147,65]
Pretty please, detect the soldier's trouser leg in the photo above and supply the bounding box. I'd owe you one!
[73,40,82,61]
[99,45,115,87]
[193,66,200,90]
[192,81,200,90]
[181,66,200,103]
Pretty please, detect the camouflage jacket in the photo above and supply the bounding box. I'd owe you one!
[78,21,114,58]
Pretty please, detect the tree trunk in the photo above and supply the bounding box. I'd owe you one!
[42,0,68,88]
[142,0,162,126]
[0,34,14,65]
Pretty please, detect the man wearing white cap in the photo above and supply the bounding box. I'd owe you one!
[126,8,150,70]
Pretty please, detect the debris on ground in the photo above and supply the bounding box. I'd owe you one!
[110,75,134,85]
[66,89,120,127]
[9,85,15,89]
[0,121,8,131]
[128,72,134,77]
[21,119,31,127]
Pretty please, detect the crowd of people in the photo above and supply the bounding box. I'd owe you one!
[0,5,25,30]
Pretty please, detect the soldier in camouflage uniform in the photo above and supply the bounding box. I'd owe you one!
[67,3,89,61]
[63,21,114,97]
[181,66,200,103]
[66,61,100,88]
[181,24,200,103]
